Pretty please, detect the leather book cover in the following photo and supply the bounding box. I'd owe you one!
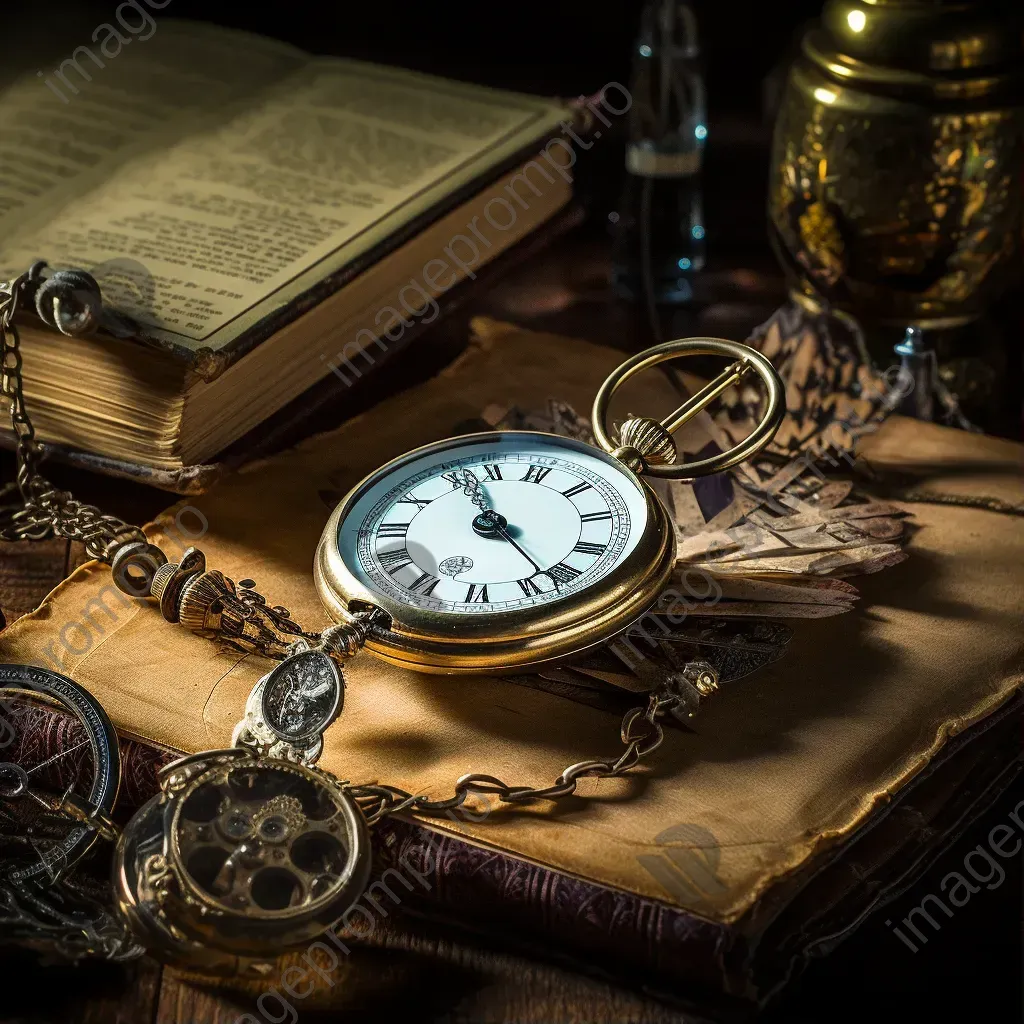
[1,321,1021,1002]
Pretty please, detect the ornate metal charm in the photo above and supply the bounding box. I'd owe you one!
[150,548,317,659]
[232,644,344,765]
[260,649,343,748]
[663,658,719,723]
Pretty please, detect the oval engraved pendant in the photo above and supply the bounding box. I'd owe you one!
[232,648,345,765]
[260,650,343,747]
[113,748,370,972]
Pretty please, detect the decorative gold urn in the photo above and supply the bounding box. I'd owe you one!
[769,0,1024,327]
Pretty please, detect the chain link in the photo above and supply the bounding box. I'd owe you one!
[0,267,146,559]
[349,689,677,824]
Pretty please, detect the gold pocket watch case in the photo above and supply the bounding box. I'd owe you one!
[315,431,677,674]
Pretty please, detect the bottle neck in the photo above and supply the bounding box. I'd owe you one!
[628,1,706,163]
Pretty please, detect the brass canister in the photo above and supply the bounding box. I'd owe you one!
[769,0,1024,327]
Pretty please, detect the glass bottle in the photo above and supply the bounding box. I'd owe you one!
[611,0,707,306]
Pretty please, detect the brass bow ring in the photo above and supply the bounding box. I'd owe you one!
[591,337,784,479]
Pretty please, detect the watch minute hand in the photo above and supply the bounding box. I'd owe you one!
[491,520,543,574]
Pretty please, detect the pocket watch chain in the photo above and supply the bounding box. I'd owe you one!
[0,264,148,562]
[1,263,330,660]
[349,687,690,824]
[0,261,370,660]
[2,260,722,830]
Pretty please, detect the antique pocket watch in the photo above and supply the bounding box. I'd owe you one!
[315,338,783,674]
[2,265,782,971]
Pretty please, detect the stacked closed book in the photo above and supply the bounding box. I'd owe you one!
[1,324,1021,1009]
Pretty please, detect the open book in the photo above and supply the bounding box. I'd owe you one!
[0,21,574,480]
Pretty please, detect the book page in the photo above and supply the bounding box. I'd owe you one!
[0,23,568,358]
[0,22,307,254]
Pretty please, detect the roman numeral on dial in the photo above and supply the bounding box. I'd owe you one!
[546,562,581,586]
[377,522,409,538]
[378,548,413,573]
[482,464,503,480]
[518,559,585,595]
[522,465,552,484]
[573,540,607,556]
[580,511,612,523]
[465,583,489,603]
[517,576,545,597]
[441,471,463,488]
[562,482,591,498]
[408,572,440,596]
[396,494,430,510]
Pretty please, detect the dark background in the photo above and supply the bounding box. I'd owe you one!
[11,0,825,99]
[6,1,1023,1020]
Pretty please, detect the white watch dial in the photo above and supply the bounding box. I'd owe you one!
[336,436,649,614]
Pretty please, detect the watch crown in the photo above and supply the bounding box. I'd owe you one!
[616,417,678,467]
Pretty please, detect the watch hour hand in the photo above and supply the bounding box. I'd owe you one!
[457,469,489,511]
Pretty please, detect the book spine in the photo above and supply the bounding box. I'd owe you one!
[371,816,733,995]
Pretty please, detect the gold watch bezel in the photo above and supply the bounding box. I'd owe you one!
[313,431,676,674]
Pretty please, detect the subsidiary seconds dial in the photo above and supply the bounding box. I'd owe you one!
[341,436,650,614]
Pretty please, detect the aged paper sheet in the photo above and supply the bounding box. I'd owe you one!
[1,322,1021,926]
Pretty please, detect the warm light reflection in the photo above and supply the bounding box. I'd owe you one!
[814,87,838,104]
[847,9,866,32]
